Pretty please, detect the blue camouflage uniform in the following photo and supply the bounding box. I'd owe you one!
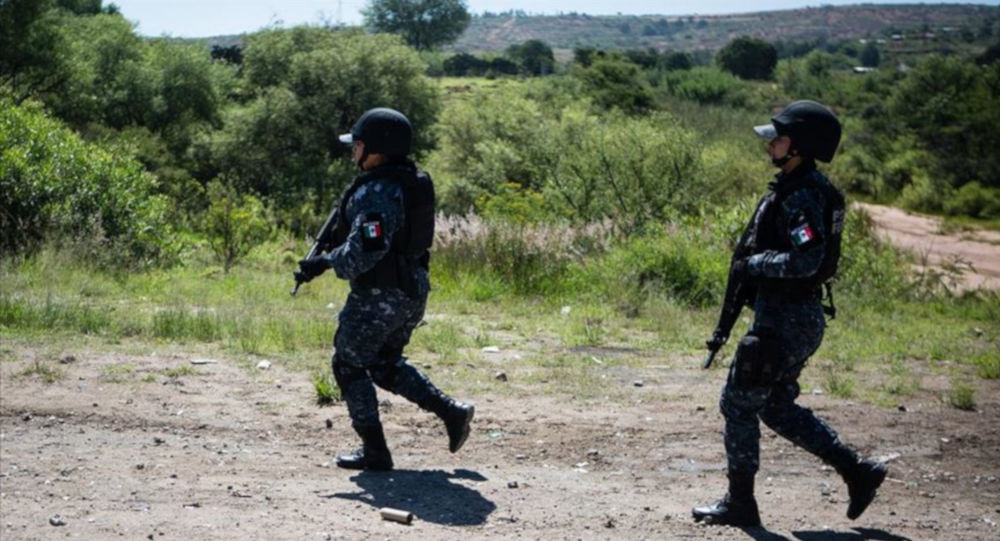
[721,162,846,476]
[323,168,440,432]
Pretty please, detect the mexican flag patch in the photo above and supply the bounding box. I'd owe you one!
[791,223,815,246]
[362,220,382,240]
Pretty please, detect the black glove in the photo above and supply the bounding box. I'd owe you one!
[297,255,330,280]
[706,330,727,352]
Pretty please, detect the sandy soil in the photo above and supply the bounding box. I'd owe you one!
[855,203,1000,291]
[2,344,998,541]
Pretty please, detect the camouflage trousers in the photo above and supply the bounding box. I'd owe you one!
[720,298,843,476]
[332,286,440,429]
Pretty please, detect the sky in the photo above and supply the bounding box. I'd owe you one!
[110,0,998,38]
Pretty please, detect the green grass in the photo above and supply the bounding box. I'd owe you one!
[2,234,997,407]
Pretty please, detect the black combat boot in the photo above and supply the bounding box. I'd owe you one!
[336,424,393,471]
[692,472,762,527]
[823,446,887,520]
[422,392,474,453]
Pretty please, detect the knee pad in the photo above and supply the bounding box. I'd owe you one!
[732,334,783,388]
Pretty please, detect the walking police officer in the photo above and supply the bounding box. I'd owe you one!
[296,107,474,470]
[693,100,887,526]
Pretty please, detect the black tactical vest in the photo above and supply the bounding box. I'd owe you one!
[751,167,845,293]
[332,163,435,296]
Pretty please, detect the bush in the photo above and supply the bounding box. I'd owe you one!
[943,182,1000,219]
[575,57,653,114]
[203,180,272,272]
[658,67,746,106]
[0,100,176,265]
[717,36,777,80]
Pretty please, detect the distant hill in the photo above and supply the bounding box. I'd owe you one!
[191,3,998,54]
[449,3,998,53]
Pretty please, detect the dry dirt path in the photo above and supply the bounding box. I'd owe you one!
[2,344,998,540]
[855,203,1000,291]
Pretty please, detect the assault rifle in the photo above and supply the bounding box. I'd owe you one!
[291,206,339,296]
[703,225,757,369]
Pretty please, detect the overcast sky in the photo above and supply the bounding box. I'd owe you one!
[110,0,998,38]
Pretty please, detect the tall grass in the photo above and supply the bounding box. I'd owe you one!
[2,214,997,404]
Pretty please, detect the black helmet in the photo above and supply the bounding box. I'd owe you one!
[753,100,842,163]
[339,107,412,157]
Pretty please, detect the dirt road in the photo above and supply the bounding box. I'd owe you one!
[2,343,998,540]
[855,203,1000,291]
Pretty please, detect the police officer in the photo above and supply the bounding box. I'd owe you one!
[692,100,887,526]
[297,107,474,470]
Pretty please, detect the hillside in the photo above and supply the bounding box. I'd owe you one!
[448,3,998,53]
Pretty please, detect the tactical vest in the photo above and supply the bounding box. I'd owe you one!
[751,167,846,293]
[332,164,435,296]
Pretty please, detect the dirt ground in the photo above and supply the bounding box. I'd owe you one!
[2,203,999,541]
[855,203,1000,292]
[2,342,998,541]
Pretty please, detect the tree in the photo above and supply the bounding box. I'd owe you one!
[363,0,470,51]
[507,39,554,76]
[577,57,653,114]
[208,29,440,214]
[716,35,777,80]
[0,0,72,104]
[860,41,880,67]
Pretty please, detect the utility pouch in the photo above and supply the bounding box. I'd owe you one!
[732,333,784,388]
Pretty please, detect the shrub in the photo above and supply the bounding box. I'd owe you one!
[943,182,1000,219]
[717,36,777,80]
[658,67,746,105]
[0,99,176,265]
[203,180,272,272]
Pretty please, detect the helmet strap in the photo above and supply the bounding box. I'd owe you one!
[356,147,369,170]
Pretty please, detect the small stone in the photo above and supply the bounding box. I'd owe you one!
[696,405,706,411]
[560,306,571,315]
[325,419,333,429]
[812,388,824,395]
[587,449,600,457]
[256,360,272,370]
[898,405,908,412]
[60,356,76,364]
[190,359,216,365]
[379,399,392,411]
[633,380,644,387]
[507,481,519,489]
[494,372,508,382]
[604,517,616,528]
[153,437,166,445]
[22,413,32,422]
[49,516,66,527]
[481,346,501,353]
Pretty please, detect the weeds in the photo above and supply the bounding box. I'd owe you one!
[163,365,198,378]
[21,360,64,383]
[947,381,976,411]
[313,370,339,405]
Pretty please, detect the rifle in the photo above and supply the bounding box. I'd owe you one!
[703,210,760,369]
[291,206,339,296]
[703,259,755,368]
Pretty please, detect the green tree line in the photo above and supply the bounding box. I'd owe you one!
[3,0,1000,278]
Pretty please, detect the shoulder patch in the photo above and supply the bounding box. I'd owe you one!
[360,213,386,252]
